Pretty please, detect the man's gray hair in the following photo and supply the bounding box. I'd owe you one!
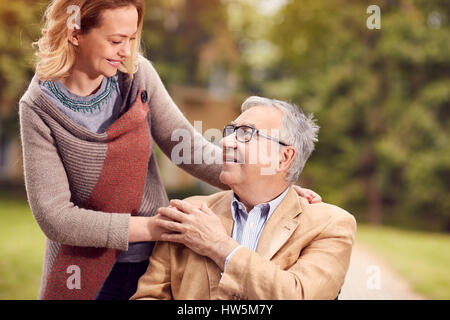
[241,96,319,184]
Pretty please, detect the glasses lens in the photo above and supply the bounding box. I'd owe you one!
[236,126,254,142]
[223,125,235,137]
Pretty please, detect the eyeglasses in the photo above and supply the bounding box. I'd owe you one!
[223,124,289,146]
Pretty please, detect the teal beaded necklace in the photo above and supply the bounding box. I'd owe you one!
[43,76,117,113]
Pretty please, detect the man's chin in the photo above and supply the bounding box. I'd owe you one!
[219,170,235,187]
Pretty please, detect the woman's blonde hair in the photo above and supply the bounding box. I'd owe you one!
[33,0,145,81]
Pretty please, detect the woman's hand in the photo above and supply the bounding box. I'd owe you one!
[128,215,172,242]
[293,185,322,203]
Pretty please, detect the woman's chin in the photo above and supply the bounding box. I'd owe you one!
[101,68,118,78]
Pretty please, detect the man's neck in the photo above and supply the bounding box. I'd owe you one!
[60,64,104,97]
[233,183,290,213]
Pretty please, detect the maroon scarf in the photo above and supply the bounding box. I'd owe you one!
[43,90,151,299]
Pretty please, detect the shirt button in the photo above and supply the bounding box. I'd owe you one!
[141,90,148,103]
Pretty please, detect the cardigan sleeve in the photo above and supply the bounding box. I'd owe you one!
[139,56,228,190]
[19,102,130,250]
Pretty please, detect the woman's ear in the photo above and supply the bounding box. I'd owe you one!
[68,29,80,47]
[278,146,296,173]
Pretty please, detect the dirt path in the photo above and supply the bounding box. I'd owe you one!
[339,242,425,300]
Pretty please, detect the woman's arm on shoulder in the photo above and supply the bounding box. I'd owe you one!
[141,57,227,190]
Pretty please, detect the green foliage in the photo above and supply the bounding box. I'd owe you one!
[141,0,228,85]
[0,0,44,140]
[0,0,44,112]
[0,194,45,299]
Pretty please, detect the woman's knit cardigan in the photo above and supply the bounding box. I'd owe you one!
[18,55,225,299]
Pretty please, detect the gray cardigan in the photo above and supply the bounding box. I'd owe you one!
[18,55,226,298]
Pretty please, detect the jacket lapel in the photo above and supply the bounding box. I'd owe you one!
[256,187,303,260]
[202,188,303,297]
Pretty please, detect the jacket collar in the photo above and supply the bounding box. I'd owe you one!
[212,186,302,259]
[204,186,303,296]
[256,186,302,259]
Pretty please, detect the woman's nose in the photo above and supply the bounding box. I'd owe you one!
[119,40,132,58]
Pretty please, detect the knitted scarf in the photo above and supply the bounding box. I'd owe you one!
[42,90,151,300]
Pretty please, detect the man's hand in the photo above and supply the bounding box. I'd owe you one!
[293,185,322,203]
[155,200,240,270]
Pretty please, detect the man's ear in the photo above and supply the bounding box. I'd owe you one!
[278,146,296,173]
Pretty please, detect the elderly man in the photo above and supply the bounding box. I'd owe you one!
[131,96,356,300]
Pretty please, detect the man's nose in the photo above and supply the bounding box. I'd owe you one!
[220,133,237,148]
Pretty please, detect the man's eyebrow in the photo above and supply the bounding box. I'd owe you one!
[233,121,256,127]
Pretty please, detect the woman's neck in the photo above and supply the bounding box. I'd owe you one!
[60,68,104,97]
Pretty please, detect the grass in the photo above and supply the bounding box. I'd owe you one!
[356,224,450,300]
[0,194,45,300]
[0,193,449,300]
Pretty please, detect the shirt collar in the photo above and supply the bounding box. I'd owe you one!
[231,186,291,222]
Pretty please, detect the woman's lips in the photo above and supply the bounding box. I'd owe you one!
[106,59,122,68]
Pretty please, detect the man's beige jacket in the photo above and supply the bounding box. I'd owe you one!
[131,187,357,300]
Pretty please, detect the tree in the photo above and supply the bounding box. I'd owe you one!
[0,1,44,136]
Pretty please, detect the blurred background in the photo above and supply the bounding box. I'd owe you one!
[0,0,449,299]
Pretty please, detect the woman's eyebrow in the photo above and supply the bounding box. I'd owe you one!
[108,31,138,37]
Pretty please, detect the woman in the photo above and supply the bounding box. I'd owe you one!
[19,0,321,300]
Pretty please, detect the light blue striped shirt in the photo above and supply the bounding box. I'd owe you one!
[224,187,290,269]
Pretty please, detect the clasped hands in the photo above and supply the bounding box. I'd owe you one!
[154,199,238,270]
[152,186,321,270]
